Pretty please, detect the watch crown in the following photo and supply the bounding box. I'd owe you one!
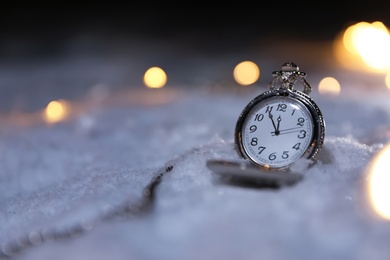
[269,62,312,95]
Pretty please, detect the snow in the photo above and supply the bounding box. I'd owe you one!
[1,42,390,260]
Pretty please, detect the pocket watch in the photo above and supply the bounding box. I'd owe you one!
[234,62,325,170]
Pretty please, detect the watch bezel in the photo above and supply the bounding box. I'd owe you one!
[234,88,325,171]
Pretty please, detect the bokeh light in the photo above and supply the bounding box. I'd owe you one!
[385,72,390,90]
[143,67,167,89]
[44,100,69,123]
[367,144,390,220]
[233,61,260,86]
[334,21,390,73]
[318,77,341,96]
[354,22,390,70]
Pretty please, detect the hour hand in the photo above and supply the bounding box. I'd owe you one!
[275,115,281,134]
[268,111,278,132]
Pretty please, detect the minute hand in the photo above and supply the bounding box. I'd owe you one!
[271,126,303,136]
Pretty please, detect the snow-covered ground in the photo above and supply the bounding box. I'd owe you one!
[1,38,390,259]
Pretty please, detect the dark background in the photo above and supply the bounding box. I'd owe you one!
[1,4,389,57]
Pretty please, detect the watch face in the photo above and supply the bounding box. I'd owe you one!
[236,92,317,169]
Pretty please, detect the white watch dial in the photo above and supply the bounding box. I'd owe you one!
[241,96,314,169]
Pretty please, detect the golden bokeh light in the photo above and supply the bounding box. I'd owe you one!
[318,77,341,96]
[44,100,69,123]
[354,22,390,70]
[334,21,390,72]
[385,72,390,90]
[233,61,260,86]
[143,67,167,89]
[367,144,390,220]
[342,22,367,56]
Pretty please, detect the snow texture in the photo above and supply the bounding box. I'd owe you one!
[1,48,390,260]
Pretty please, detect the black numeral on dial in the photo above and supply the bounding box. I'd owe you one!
[255,114,264,121]
[297,117,305,126]
[298,130,306,139]
[251,138,258,146]
[277,103,287,112]
[249,125,257,133]
[292,143,301,150]
[258,146,265,154]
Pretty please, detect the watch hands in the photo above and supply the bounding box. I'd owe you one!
[271,126,303,136]
[269,111,281,136]
[268,111,279,135]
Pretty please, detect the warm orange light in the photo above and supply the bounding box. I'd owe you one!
[335,21,390,72]
[233,61,260,86]
[385,72,390,90]
[143,67,167,88]
[355,22,390,70]
[44,100,69,123]
[343,22,370,56]
[367,144,390,220]
[334,30,368,72]
[318,77,341,96]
